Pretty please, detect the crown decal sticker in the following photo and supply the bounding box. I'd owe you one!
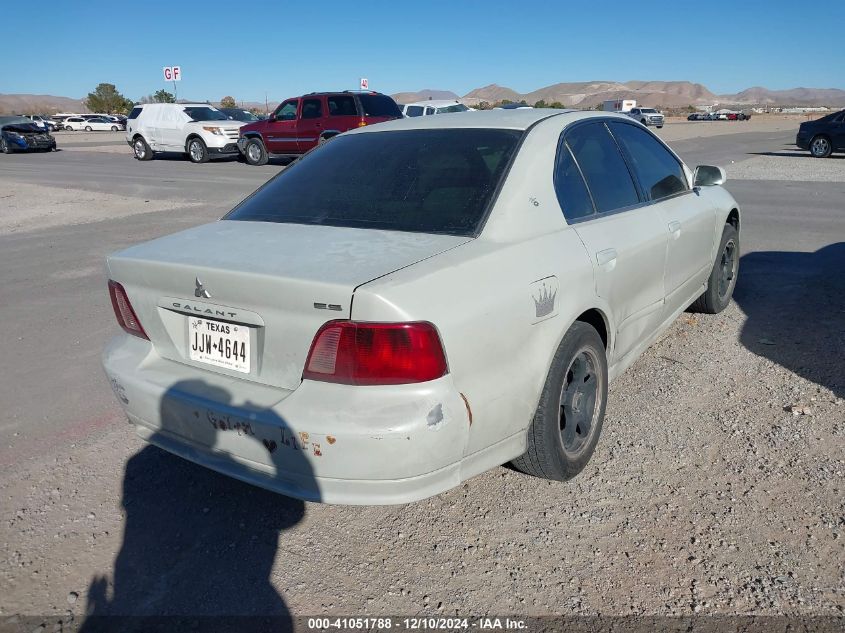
[533,283,557,318]
[529,276,559,324]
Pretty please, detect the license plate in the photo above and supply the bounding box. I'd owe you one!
[188,316,250,373]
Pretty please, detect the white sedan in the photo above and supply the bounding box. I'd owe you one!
[64,116,123,131]
[102,110,741,504]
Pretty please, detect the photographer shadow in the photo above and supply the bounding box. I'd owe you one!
[733,243,845,400]
[80,379,318,632]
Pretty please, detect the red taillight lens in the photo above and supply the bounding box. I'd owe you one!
[303,321,447,386]
[108,280,148,340]
[357,119,368,127]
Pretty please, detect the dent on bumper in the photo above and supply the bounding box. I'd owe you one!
[102,335,477,504]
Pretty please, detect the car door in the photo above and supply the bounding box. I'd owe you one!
[264,99,299,154]
[832,112,845,150]
[296,97,325,152]
[326,94,360,132]
[158,107,189,149]
[559,120,668,364]
[608,121,714,316]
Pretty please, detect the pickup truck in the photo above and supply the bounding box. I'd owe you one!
[628,107,665,128]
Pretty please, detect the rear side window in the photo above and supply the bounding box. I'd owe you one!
[301,98,323,119]
[358,94,402,118]
[554,144,595,221]
[128,107,142,119]
[609,122,689,201]
[327,95,357,116]
[405,105,424,117]
[225,129,522,236]
[565,122,640,214]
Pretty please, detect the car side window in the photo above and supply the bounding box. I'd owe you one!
[405,105,424,117]
[275,100,298,121]
[554,143,595,221]
[301,98,322,120]
[327,95,356,116]
[564,122,640,214]
[609,122,689,201]
[425,107,435,116]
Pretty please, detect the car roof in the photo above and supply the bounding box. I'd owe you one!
[349,108,580,132]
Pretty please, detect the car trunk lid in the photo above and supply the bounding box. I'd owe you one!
[107,220,470,391]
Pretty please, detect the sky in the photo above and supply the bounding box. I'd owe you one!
[1,0,843,104]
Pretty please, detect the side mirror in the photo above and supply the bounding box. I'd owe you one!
[693,165,726,187]
[267,113,276,122]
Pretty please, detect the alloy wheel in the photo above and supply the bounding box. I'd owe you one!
[189,141,203,162]
[717,239,738,299]
[559,349,602,457]
[134,140,145,159]
[246,142,262,163]
[811,137,831,157]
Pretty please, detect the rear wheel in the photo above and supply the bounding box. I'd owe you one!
[0,137,12,154]
[512,322,608,481]
[690,223,739,314]
[111,125,118,132]
[243,138,268,166]
[810,135,832,158]
[65,125,73,131]
[187,137,209,163]
[84,126,93,131]
[132,136,153,161]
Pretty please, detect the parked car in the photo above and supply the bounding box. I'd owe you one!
[62,116,90,131]
[219,108,262,122]
[78,116,124,131]
[102,110,741,504]
[494,103,534,110]
[627,107,664,128]
[796,109,845,158]
[237,91,402,165]
[400,100,470,117]
[0,116,57,153]
[687,113,710,121]
[19,114,57,131]
[126,103,245,163]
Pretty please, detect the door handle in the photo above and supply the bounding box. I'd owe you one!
[668,220,682,238]
[596,248,617,268]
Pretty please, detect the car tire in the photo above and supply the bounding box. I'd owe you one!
[243,138,268,166]
[132,136,153,161]
[640,118,648,125]
[0,137,12,154]
[512,321,608,481]
[65,126,73,131]
[111,125,118,132]
[84,126,93,131]
[657,125,663,129]
[187,137,209,164]
[809,135,832,158]
[690,223,739,314]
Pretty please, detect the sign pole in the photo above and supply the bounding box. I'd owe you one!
[173,80,178,102]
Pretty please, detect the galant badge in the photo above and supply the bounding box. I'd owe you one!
[194,277,211,299]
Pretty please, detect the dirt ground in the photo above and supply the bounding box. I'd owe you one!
[0,123,842,628]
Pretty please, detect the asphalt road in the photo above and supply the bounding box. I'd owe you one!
[0,129,842,469]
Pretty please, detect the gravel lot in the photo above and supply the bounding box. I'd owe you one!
[0,119,842,629]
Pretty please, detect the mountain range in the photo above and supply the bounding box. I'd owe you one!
[2,81,844,115]
[392,81,845,108]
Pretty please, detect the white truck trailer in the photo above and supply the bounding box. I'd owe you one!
[603,99,637,113]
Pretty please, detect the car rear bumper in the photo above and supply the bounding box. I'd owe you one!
[102,334,476,504]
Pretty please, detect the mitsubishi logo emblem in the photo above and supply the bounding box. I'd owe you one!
[195,277,211,299]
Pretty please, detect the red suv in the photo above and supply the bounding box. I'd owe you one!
[237,91,402,165]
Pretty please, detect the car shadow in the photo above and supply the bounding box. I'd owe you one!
[733,243,845,400]
[747,150,845,159]
[79,379,316,632]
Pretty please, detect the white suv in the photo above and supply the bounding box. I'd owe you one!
[126,103,245,163]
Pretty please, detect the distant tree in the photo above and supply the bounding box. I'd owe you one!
[248,107,263,116]
[519,99,528,105]
[153,89,176,103]
[475,101,492,110]
[220,96,237,109]
[550,101,565,109]
[85,83,132,114]
[534,100,547,109]
[501,99,513,105]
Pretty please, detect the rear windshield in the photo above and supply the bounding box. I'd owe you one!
[358,94,402,118]
[226,128,522,236]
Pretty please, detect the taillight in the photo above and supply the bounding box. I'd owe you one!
[357,119,368,127]
[303,321,447,386]
[108,280,148,340]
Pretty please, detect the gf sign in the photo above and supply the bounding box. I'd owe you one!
[163,66,182,82]
[359,77,368,90]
